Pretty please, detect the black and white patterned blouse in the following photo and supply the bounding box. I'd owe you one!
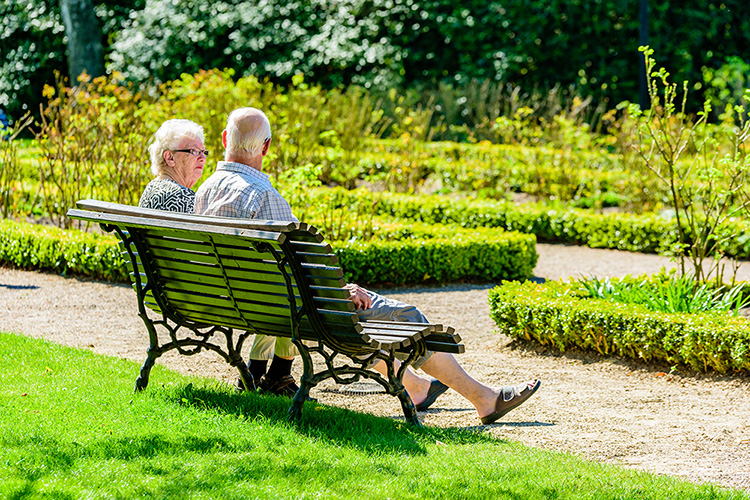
[139,178,195,213]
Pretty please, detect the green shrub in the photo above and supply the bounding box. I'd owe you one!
[337,228,537,285]
[1,218,536,286]
[300,188,682,253]
[299,188,750,260]
[0,220,126,281]
[488,280,750,373]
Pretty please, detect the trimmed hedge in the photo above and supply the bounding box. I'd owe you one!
[337,230,537,285]
[302,188,750,258]
[1,219,537,286]
[0,220,127,282]
[488,280,750,374]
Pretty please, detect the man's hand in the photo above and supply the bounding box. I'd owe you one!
[344,283,372,310]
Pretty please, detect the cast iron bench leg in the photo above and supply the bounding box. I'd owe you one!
[288,340,315,422]
[394,379,420,426]
[135,348,158,392]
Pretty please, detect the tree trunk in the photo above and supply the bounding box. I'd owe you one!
[60,0,105,82]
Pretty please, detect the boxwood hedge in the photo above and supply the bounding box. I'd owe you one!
[0,220,127,281]
[1,219,537,286]
[302,188,750,258]
[488,280,750,373]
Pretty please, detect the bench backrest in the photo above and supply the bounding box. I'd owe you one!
[68,200,376,349]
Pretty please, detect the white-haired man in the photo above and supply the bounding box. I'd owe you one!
[196,107,540,424]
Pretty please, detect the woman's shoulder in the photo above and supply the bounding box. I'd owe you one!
[139,178,195,213]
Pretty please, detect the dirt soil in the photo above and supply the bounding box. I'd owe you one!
[2,243,750,492]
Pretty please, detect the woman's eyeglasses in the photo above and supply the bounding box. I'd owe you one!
[173,148,210,157]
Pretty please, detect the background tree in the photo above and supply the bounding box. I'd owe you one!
[59,0,105,81]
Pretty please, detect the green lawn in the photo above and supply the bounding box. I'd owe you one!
[1,332,746,500]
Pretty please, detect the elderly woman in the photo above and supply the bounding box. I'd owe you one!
[139,119,209,212]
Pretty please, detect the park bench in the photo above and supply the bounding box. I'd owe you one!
[67,200,464,425]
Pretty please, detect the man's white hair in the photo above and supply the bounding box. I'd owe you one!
[224,107,271,159]
[148,119,204,176]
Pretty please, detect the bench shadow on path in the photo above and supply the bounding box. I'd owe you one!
[0,283,39,290]
[418,406,555,428]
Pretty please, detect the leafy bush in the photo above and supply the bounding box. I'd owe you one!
[330,222,537,284]
[0,218,536,285]
[5,0,749,124]
[299,188,750,260]
[358,139,652,208]
[488,279,750,373]
[0,219,126,281]
[0,114,33,218]
[35,75,156,228]
[626,47,750,284]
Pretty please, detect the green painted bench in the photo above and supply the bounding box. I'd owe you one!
[67,200,464,425]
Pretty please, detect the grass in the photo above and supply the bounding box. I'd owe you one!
[2,332,747,500]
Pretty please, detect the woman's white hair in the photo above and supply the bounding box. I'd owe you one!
[224,107,271,159]
[148,119,204,176]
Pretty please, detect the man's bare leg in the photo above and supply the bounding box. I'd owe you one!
[370,360,432,406]
[373,353,531,419]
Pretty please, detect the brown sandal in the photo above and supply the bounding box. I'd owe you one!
[480,380,541,425]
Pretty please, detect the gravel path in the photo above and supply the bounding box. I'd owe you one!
[2,243,750,492]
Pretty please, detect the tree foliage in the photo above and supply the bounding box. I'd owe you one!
[2,0,750,122]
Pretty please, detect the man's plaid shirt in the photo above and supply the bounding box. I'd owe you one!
[194,161,298,221]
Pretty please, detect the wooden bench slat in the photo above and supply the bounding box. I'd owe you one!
[144,236,339,266]
[361,328,427,344]
[287,240,335,254]
[76,199,312,233]
[366,335,412,349]
[154,261,345,289]
[160,279,354,311]
[361,319,444,332]
[148,250,346,281]
[164,294,360,328]
[360,321,434,333]
[68,209,287,243]
[174,309,373,346]
[135,269,349,303]
[420,331,463,344]
[421,341,465,354]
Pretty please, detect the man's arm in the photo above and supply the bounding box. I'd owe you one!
[344,283,372,310]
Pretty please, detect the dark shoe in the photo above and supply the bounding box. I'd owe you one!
[258,374,299,397]
[480,380,541,425]
[259,374,318,402]
[415,378,450,411]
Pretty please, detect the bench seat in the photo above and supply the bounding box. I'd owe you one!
[68,200,464,425]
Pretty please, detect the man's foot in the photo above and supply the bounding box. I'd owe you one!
[258,374,299,397]
[258,374,318,402]
[480,380,541,425]
[414,378,450,411]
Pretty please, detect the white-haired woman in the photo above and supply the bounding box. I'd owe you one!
[139,119,209,212]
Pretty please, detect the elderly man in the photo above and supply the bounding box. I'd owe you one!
[196,107,540,424]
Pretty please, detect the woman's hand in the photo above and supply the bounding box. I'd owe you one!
[344,283,372,310]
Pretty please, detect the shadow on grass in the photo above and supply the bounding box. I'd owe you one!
[1,382,505,498]
[168,383,500,454]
